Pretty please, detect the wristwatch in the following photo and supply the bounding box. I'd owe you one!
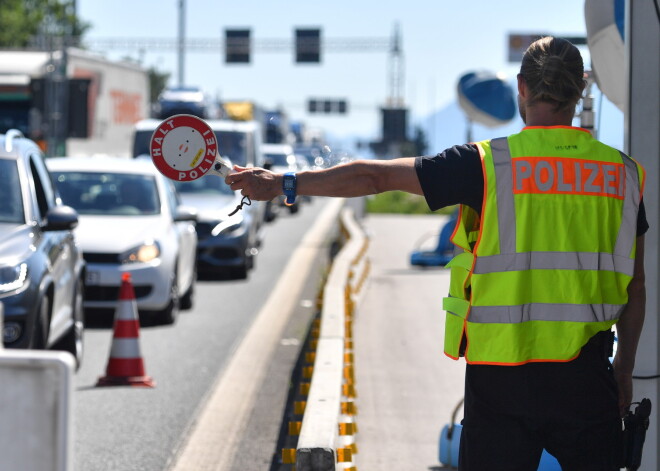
[282,172,297,206]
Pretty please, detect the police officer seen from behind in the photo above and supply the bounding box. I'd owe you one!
[228,36,647,471]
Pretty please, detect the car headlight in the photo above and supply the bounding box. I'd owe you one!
[211,212,244,237]
[0,263,28,294]
[120,241,161,264]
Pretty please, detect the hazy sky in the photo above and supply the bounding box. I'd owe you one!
[76,0,623,151]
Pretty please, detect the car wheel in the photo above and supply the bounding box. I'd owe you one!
[57,278,85,370]
[156,272,180,325]
[180,273,195,311]
[288,203,299,214]
[30,294,50,349]
[180,261,196,310]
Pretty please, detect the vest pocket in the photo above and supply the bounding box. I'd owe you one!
[443,297,469,358]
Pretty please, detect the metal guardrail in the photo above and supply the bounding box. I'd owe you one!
[282,206,370,471]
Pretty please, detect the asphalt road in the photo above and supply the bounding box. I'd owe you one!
[73,197,335,471]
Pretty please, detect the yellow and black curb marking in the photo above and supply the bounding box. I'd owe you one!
[280,207,368,471]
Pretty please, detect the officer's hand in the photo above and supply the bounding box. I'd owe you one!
[226,165,281,201]
[613,363,633,418]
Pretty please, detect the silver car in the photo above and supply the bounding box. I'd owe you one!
[47,157,198,325]
[0,130,85,368]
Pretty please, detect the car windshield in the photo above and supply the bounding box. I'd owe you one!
[52,171,160,216]
[133,129,250,167]
[172,176,234,196]
[0,159,25,224]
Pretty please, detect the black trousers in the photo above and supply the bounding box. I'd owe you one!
[459,331,621,471]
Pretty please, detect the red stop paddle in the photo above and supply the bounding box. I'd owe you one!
[150,114,232,181]
[149,114,250,214]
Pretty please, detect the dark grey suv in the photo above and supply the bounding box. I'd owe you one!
[0,130,85,369]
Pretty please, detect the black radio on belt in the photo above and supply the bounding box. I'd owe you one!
[621,398,652,471]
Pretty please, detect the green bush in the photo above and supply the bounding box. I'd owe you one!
[365,191,455,215]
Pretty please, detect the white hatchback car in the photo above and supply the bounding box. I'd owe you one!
[46,157,198,325]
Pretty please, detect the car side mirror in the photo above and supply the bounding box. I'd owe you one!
[43,205,79,231]
[263,158,273,170]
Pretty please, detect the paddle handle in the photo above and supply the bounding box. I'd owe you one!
[208,156,232,178]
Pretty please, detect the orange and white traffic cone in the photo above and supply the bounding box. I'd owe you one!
[96,272,155,387]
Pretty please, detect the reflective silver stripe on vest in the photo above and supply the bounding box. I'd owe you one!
[490,137,516,254]
[469,303,624,324]
[473,251,635,276]
[614,151,641,258]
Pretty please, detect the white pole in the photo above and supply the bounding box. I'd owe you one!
[178,0,185,87]
[625,1,660,469]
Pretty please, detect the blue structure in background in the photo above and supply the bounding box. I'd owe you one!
[440,421,561,470]
[410,211,458,267]
[457,71,517,128]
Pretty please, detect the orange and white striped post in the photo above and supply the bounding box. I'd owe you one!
[96,272,155,387]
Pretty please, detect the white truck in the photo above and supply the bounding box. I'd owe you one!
[0,47,149,157]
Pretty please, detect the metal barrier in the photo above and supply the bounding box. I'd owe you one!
[0,302,76,471]
[283,206,370,471]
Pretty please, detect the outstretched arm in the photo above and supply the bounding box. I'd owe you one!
[613,235,646,417]
[226,158,422,201]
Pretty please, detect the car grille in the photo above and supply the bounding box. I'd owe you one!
[85,284,152,301]
[83,252,120,264]
[198,247,239,260]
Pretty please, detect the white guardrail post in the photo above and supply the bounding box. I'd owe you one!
[0,302,75,471]
[287,206,369,471]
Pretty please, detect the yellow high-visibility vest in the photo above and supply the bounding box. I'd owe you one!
[443,126,645,365]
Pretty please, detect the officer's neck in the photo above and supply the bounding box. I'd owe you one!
[524,101,576,127]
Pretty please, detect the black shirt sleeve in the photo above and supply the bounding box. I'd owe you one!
[414,144,649,237]
[415,143,483,213]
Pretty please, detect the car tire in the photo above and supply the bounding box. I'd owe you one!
[57,278,85,371]
[180,272,195,311]
[288,203,299,214]
[179,261,197,310]
[156,272,180,325]
[30,294,50,349]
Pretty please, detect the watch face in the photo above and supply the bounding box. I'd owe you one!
[284,176,295,190]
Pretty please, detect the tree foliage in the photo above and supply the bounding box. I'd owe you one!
[148,68,171,104]
[0,0,90,48]
[400,126,429,156]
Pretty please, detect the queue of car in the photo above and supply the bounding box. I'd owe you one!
[133,118,269,279]
[0,119,331,368]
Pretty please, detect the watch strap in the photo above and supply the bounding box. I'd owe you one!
[283,172,297,206]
